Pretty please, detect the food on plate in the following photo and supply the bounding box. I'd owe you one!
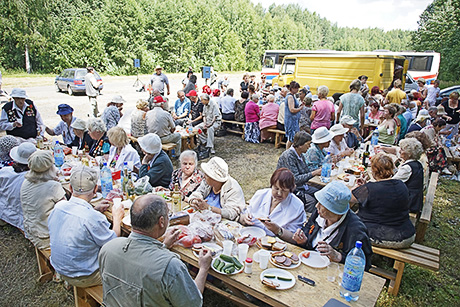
[257,217,271,223]
[192,211,221,226]
[236,234,258,246]
[301,251,311,259]
[257,236,287,251]
[337,173,347,180]
[192,243,219,256]
[262,279,280,289]
[212,254,244,274]
[270,251,299,268]
[272,242,286,251]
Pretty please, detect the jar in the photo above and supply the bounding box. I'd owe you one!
[244,258,253,274]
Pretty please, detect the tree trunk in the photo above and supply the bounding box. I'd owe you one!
[25,44,31,74]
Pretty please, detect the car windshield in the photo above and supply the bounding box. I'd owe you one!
[75,70,86,79]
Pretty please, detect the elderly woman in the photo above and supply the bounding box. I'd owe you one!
[394,104,408,141]
[284,81,304,149]
[238,168,306,236]
[107,127,141,171]
[131,99,149,138]
[189,157,245,221]
[0,135,19,169]
[101,95,126,130]
[417,78,428,101]
[310,85,335,133]
[259,94,279,142]
[235,91,249,123]
[277,131,321,213]
[352,153,415,249]
[169,150,204,202]
[368,102,382,124]
[337,79,366,129]
[267,181,372,270]
[244,93,261,143]
[304,127,334,172]
[422,118,448,172]
[21,150,66,250]
[377,104,397,144]
[87,118,110,157]
[393,138,424,213]
[327,124,354,159]
[368,86,383,106]
[0,142,36,230]
[68,118,94,151]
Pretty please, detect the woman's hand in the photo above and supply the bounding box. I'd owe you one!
[239,212,254,226]
[317,241,342,262]
[261,220,280,234]
[343,148,354,157]
[190,198,209,211]
[311,168,322,177]
[292,228,307,245]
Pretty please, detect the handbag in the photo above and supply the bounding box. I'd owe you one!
[195,145,210,160]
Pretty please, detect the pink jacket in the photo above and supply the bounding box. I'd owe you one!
[245,100,260,123]
[259,103,279,129]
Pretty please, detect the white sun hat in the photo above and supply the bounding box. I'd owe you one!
[330,124,349,136]
[201,157,229,183]
[311,127,334,144]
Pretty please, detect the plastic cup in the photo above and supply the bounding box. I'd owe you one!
[259,250,270,269]
[222,240,233,256]
[347,175,356,187]
[113,198,122,209]
[72,146,78,156]
[327,262,339,282]
[238,244,249,263]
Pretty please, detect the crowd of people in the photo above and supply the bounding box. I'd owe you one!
[0,68,457,306]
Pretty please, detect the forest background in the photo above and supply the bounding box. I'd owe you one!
[1,0,459,81]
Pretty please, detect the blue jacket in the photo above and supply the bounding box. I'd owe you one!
[139,150,173,188]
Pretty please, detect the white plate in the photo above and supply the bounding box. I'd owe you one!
[192,242,223,258]
[240,226,266,239]
[300,251,330,268]
[211,256,244,275]
[122,215,131,226]
[269,254,301,270]
[90,192,103,203]
[260,268,296,290]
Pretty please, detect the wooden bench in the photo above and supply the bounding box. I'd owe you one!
[221,119,245,138]
[74,285,103,307]
[415,172,438,243]
[128,135,177,156]
[35,247,53,283]
[370,243,440,296]
[267,128,286,148]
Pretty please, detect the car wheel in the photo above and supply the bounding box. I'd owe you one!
[55,83,62,92]
[67,85,73,96]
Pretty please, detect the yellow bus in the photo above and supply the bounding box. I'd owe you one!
[271,51,408,94]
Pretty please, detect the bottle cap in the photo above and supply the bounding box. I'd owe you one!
[245,258,253,263]
[356,241,362,248]
[103,162,107,166]
[124,162,128,165]
[55,141,59,144]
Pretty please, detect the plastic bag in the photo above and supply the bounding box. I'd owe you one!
[174,225,202,248]
[188,221,214,242]
[191,210,221,226]
[106,188,123,201]
[134,176,153,195]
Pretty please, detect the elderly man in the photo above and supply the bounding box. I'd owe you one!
[187,90,204,127]
[0,88,44,140]
[340,115,362,149]
[197,94,222,154]
[138,133,173,188]
[84,67,102,117]
[47,166,124,287]
[172,90,191,126]
[146,96,182,158]
[150,65,170,96]
[384,79,406,105]
[219,88,236,122]
[99,194,212,306]
[407,110,430,133]
[45,104,77,146]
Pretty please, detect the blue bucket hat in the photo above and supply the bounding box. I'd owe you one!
[56,104,74,115]
[314,181,350,215]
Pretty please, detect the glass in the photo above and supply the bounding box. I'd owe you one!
[327,262,340,282]
[222,240,233,256]
[238,244,249,263]
[259,250,270,269]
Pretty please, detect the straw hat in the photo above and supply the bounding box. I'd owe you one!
[9,142,37,165]
[314,181,351,215]
[311,127,333,144]
[110,95,126,104]
[330,124,349,136]
[415,109,430,122]
[71,118,87,131]
[340,115,357,126]
[201,157,229,182]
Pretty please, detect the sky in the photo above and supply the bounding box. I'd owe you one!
[252,0,433,31]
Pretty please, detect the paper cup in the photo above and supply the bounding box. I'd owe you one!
[238,244,249,263]
[222,240,233,256]
[72,146,78,156]
[113,198,122,209]
[259,250,270,269]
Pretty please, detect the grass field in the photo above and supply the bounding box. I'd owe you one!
[1,134,459,306]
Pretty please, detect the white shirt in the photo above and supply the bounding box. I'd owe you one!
[0,101,44,134]
[0,167,27,230]
[393,159,416,182]
[219,96,236,114]
[52,117,76,144]
[247,188,306,236]
[425,85,440,107]
[277,102,285,124]
[327,138,350,156]
[107,144,141,171]
[312,212,347,249]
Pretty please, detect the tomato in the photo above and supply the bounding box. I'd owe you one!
[178,235,202,248]
[302,251,310,259]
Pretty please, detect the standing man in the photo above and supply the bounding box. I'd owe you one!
[172,90,191,126]
[197,94,222,154]
[424,80,440,109]
[150,65,170,97]
[85,67,102,117]
[45,104,77,146]
[384,79,406,105]
[99,194,212,306]
[0,88,44,140]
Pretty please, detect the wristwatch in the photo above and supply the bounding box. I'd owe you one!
[277,227,283,237]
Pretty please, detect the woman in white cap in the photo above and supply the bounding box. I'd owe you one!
[21,150,66,250]
[406,109,430,133]
[189,157,245,221]
[101,95,126,130]
[138,133,173,188]
[327,124,354,160]
[304,127,334,172]
[0,142,37,230]
[68,118,94,151]
[267,181,372,270]
[0,135,19,169]
[107,127,141,171]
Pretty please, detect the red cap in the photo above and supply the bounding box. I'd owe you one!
[212,89,220,97]
[186,90,198,97]
[154,96,165,103]
[245,258,253,263]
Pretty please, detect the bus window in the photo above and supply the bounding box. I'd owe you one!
[281,59,296,75]
[263,56,275,68]
[409,56,432,72]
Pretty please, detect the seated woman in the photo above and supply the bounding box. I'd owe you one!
[421,118,447,172]
[368,102,382,124]
[244,94,261,143]
[238,168,306,236]
[277,131,321,213]
[259,94,279,142]
[107,127,141,171]
[304,127,334,172]
[130,99,149,138]
[263,181,372,270]
[327,124,354,160]
[0,135,19,169]
[377,104,397,145]
[101,95,125,130]
[189,157,245,221]
[21,150,66,250]
[68,118,94,151]
[0,142,37,230]
[352,153,415,249]
[393,138,424,213]
[169,150,204,202]
[87,118,111,157]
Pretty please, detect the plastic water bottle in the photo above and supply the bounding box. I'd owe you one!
[321,152,332,183]
[371,129,379,146]
[188,121,193,134]
[100,162,113,198]
[340,241,366,302]
[445,134,452,148]
[53,141,64,167]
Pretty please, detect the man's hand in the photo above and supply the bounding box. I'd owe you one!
[198,248,212,270]
[94,200,110,212]
[292,228,307,245]
[13,121,22,128]
[163,227,181,249]
[317,241,341,262]
[142,153,155,165]
[312,168,322,177]
[112,203,125,222]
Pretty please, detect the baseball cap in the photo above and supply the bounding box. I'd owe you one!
[70,166,99,193]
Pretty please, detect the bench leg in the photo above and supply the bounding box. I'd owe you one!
[74,286,100,307]
[388,260,405,296]
[35,248,53,283]
[415,222,428,244]
[274,133,280,148]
